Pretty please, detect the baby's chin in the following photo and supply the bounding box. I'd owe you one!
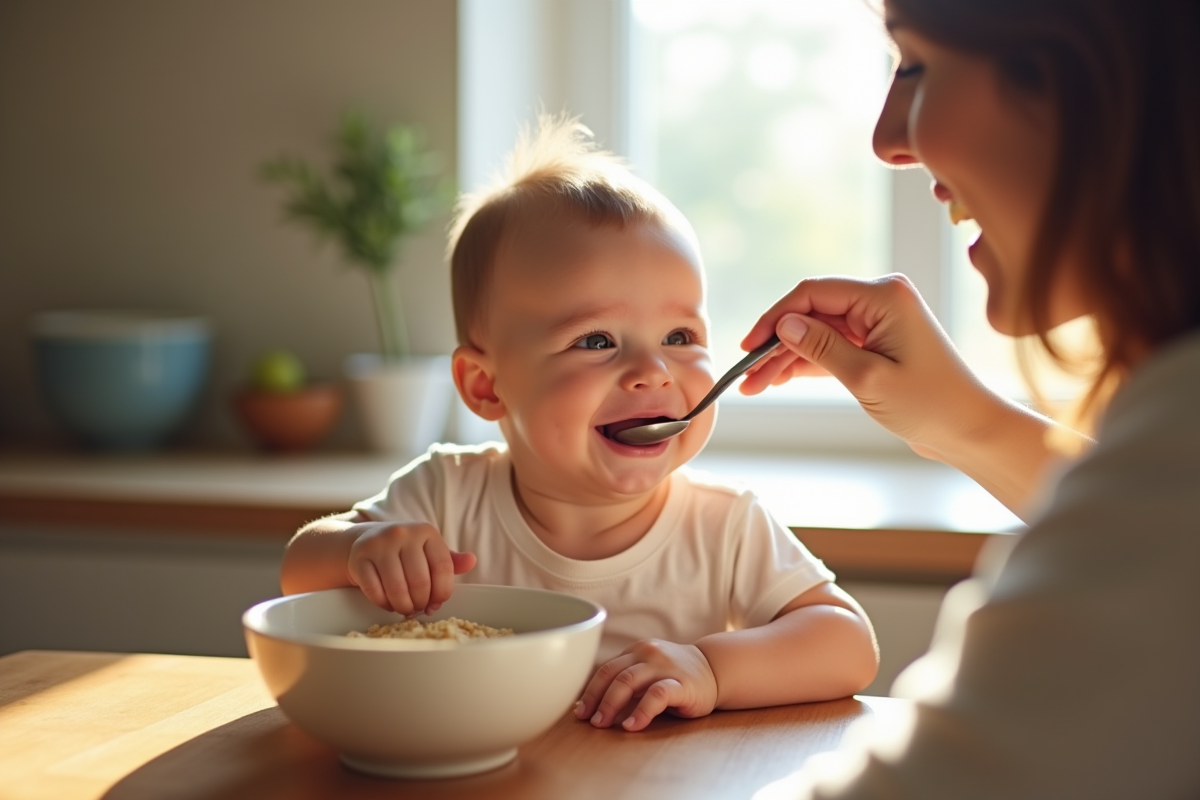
[603,469,674,497]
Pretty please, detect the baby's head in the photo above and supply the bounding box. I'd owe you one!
[448,115,716,503]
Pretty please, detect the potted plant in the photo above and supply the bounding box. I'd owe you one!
[262,112,454,454]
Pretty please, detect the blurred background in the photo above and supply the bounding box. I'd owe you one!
[0,0,458,450]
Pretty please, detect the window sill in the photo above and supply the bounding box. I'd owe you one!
[0,446,1020,585]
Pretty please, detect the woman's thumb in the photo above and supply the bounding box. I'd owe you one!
[775,313,869,386]
[450,551,477,574]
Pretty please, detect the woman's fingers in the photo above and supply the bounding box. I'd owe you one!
[740,275,865,353]
[773,313,883,391]
[740,349,805,395]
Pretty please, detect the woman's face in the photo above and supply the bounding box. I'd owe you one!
[874,12,1089,335]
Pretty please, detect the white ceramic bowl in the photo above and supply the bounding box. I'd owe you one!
[243,586,605,778]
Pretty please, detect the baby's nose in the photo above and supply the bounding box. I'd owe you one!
[622,353,673,390]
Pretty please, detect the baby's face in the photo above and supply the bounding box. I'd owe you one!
[483,219,715,502]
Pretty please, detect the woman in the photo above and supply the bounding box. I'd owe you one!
[744,1,1200,798]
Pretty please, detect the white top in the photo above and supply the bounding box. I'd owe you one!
[354,443,835,663]
[764,331,1200,800]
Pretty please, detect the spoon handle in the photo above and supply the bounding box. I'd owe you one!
[683,334,782,421]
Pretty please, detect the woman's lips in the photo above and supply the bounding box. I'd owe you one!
[948,198,973,225]
[931,181,974,225]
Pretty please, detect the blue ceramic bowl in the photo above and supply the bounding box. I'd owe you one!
[32,311,211,450]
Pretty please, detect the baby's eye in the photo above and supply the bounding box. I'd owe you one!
[574,332,615,350]
[663,330,692,346]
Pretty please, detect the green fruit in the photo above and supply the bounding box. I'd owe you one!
[251,350,306,392]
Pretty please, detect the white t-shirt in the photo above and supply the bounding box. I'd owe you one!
[354,443,835,664]
[766,331,1200,800]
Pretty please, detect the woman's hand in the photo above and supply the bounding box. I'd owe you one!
[740,273,1083,517]
[347,522,477,616]
[740,273,993,460]
[575,639,718,732]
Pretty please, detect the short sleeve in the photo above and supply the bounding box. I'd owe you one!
[727,491,836,630]
[351,447,446,526]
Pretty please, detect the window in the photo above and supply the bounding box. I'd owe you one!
[626,1,889,377]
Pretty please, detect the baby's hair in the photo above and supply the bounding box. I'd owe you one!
[448,113,691,346]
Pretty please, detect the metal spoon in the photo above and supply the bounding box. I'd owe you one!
[612,334,782,445]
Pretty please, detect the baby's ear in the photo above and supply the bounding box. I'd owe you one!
[452,345,505,421]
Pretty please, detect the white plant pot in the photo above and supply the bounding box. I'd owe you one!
[344,354,454,455]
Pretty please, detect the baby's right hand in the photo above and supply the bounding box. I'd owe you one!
[346,522,477,616]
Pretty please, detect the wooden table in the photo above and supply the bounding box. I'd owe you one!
[0,650,911,800]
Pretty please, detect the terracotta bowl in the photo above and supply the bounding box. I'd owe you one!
[233,383,342,452]
[243,586,606,778]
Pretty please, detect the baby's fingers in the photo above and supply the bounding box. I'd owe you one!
[398,544,435,615]
[621,678,684,732]
[423,540,461,613]
[375,555,417,616]
[589,663,661,728]
[575,655,635,723]
[350,560,395,613]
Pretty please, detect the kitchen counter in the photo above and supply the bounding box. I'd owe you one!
[0,447,1021,583]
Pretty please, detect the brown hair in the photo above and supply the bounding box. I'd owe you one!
[448,114,691,347]
[888,0,1200,424]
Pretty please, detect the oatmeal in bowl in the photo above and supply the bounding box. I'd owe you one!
[346,617,514,641]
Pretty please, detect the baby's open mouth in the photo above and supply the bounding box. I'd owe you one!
[598,416,673,444]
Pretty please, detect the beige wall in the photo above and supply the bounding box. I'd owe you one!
[0,0,459,448]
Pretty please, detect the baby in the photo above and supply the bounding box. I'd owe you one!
[281,116,878,732]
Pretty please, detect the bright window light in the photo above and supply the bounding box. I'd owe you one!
[628,0,891,382]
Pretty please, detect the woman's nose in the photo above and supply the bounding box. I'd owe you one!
[872,75,920,167]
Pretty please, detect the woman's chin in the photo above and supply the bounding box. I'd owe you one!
[985,306,1018,337]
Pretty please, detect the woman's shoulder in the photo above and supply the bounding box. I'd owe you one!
[1001,330,1200,589]
[1102,328,1200,440]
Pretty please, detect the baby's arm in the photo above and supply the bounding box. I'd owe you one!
[281,512,476,616]
[694,581,878,709]
[577,581,877,731]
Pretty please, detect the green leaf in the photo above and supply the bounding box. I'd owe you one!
[259,110,453,358]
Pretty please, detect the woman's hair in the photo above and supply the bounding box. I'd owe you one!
[889,0,1200,424]
[447,114,692,347]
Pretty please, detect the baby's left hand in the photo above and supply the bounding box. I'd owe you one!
[574,639,718,732]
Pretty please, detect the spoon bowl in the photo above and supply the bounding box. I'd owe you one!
[613,335,781,446]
